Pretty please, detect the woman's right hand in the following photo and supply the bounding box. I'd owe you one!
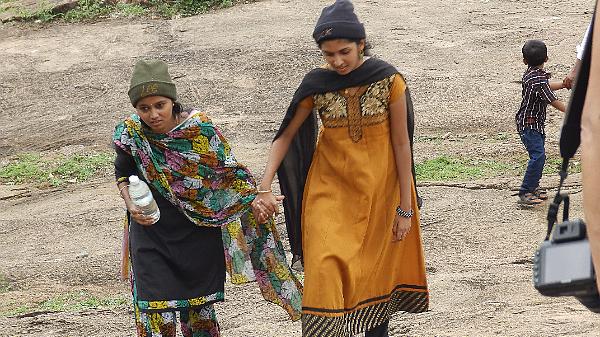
[252,192,285,223]
[128,205,155,226]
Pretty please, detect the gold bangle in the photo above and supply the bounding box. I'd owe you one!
[257,189,272,194]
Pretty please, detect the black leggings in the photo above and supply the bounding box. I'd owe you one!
[364,320,389,337]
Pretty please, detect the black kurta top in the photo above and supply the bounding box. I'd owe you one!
[115,146,225,305]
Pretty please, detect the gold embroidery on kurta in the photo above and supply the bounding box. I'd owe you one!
[315,75,394,142]
[343,86,369,142]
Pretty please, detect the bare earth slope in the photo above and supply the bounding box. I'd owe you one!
[0,0,597,336]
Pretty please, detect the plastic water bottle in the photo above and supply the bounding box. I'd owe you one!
[128,175,160,224]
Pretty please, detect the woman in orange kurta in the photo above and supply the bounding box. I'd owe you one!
[252,1,428,336]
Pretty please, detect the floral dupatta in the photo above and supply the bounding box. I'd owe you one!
[113,110,302,320]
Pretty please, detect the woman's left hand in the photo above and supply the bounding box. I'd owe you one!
[392,214,412,242]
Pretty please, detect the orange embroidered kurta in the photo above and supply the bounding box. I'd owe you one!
[299,74,428,336]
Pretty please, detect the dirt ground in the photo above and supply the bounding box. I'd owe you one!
[0,0,598,336]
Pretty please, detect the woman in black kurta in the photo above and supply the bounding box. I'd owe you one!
[114,59,302,337]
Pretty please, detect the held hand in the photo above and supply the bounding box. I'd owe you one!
[128,205,155,226]
[563,76,573,90]
[563,69,576,90]
[392,214,412,242]
[252,192,285,223]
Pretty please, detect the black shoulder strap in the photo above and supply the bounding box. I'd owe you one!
[547,15,594,239]
[560,17,594,160]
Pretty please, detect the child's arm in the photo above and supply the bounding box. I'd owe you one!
[550,99,566,113]
[549,81,565,91]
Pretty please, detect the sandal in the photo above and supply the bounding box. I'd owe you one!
[534,188,548,201]
[518,192,544,207]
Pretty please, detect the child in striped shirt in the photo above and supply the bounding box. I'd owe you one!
[515,40,566,206]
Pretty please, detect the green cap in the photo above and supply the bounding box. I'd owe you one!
[128,59,177,107]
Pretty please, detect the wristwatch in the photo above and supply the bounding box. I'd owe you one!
[396,206,413,218]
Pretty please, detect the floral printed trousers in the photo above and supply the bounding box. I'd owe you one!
[135,304,220,337]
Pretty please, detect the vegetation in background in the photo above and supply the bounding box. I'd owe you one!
[415,155,580,182]
[416,155,511,181]
[0,0,13,13]
[0,151,578,186]
[1,291,128,317]
[543,157,581,175]
[13,0,56,21]
[0,274,11,294]
[5,0,245,23]
[416,132,513,144]
[0,151,113,187]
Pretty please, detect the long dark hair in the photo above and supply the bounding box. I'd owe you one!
[173,101,183,117]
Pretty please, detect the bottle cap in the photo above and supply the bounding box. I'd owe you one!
[129,175,140,185]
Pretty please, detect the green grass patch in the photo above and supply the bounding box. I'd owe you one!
[542,157,581,175]
[415,155,582,182]
[415,135,445,144]
[3,305,30,317]
[0,151,114,187]
[493,132,510,141]
[1,291,128,317]
[0,153,46,183]
[115,2,145,17]
[416,155,511,181]
[416,132,513,144]
[0,0,15,9]
[12,0,57,22]
[157,0,233,17]
[0,2,7,14]
[61,0,113,22]
[0,275,11,294]
[37,291,127,312]
[11,0,246,23]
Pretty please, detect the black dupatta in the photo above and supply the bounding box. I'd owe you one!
[274,58,419,257]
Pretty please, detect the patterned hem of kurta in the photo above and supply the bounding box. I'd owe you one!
[299,73,429,336]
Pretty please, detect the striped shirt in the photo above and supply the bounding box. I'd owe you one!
[515,66,557,134]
